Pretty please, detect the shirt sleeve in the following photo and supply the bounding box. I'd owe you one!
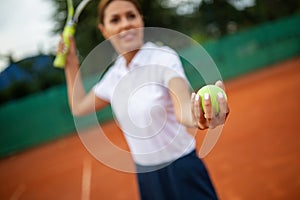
[92,67,114,103]
[162,48,189,87]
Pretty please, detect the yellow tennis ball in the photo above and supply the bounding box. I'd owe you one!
[197,85,227,114]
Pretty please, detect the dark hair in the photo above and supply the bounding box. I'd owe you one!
[98,0,143,24]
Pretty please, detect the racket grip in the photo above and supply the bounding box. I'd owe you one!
[53,25,76,68]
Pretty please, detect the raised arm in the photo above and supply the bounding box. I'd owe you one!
[57,37,109,116]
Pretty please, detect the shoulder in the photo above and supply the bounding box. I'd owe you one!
[144,42,178,56]
[143,42,181,65]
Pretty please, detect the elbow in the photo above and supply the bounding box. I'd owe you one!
[68,99,86,117]
[175,113,185,125]
[70,108,80,117]
[175,111,194,128]
[70,106,85,117]
[71,111,82,117]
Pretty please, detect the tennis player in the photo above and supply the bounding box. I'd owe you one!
[57,0,229,199]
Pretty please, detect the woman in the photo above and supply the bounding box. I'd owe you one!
[58,0,229,199]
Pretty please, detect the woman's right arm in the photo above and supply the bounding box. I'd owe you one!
[60,36,109,116]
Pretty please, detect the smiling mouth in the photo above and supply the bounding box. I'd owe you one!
[118,30,138,41]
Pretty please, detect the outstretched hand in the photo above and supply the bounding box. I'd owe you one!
[191,80,230,130]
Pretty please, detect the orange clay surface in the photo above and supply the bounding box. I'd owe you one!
[0,56,300,200]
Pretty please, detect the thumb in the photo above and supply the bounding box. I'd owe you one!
[215,80,225,91]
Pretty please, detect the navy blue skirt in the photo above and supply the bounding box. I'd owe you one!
[136,150,218,200]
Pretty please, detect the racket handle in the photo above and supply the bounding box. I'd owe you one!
[53,25,76,68]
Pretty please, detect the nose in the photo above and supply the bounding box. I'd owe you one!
[120,17,132,31]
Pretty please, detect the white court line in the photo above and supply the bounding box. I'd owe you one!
[81,158,92,200]
[10,185,26,200]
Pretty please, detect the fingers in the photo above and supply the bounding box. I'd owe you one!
[56,36,79,67]
[191,93,200,127]
[203,93,222,129]
[191,93,206,130]
[206,93,227,128]
[56,36,65,54]
[215,81,229,120]
[197,94,208,129]
[56,36,76,55]
[209,88,229,129]
[193,93,229,130]
[191,93,197,122]
[57,40,68,55]
[203,93,214,121]
[194,93,201,121]
[191,92,215,130]
[215,80,225,91]
[192,82,230,130]
[219,94,230,126]
[218,92,229,119]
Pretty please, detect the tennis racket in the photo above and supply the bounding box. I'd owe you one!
[53,0,92,68]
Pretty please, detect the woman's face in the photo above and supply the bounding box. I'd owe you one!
[99,0,144,54]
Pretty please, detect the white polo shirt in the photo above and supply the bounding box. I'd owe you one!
[93,42,195,166]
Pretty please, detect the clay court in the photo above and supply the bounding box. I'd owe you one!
[0,56,299,200]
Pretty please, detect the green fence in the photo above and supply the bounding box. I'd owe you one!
[207,13,300,81]
[0,84,113,157]
[183,14,300,89]
[1,14,300,157]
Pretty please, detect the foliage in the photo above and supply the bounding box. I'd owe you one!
[2,0,299,104]
[50,0,300,58]
[0,55,65,104]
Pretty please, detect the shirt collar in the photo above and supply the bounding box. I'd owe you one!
[130,42,154,68]
[116,42,155,70]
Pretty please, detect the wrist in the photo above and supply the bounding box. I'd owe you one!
[65,56,79,69]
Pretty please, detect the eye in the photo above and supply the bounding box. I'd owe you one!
[127,13,137,20]
[110,16,120,24]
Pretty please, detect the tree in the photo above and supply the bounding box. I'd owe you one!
[50,0,190,58]
[0,55,65,104]
[246,0,300,23]
[197,0,300,38]
[50,0,300,56]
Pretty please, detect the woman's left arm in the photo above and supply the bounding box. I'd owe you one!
[168,77,229,130]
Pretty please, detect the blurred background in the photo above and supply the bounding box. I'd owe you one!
[0,0,300,199]
[1,0,300,104]
[1,0,300,101]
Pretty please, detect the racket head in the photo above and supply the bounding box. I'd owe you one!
[73,0,92,23]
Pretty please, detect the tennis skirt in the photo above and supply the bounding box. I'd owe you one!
[136,150,218,200]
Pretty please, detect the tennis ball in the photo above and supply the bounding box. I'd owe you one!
[197,85,227,114]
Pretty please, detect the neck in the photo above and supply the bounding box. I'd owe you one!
[123,49,139,67]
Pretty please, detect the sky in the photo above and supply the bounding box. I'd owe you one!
[0,0,59,72]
